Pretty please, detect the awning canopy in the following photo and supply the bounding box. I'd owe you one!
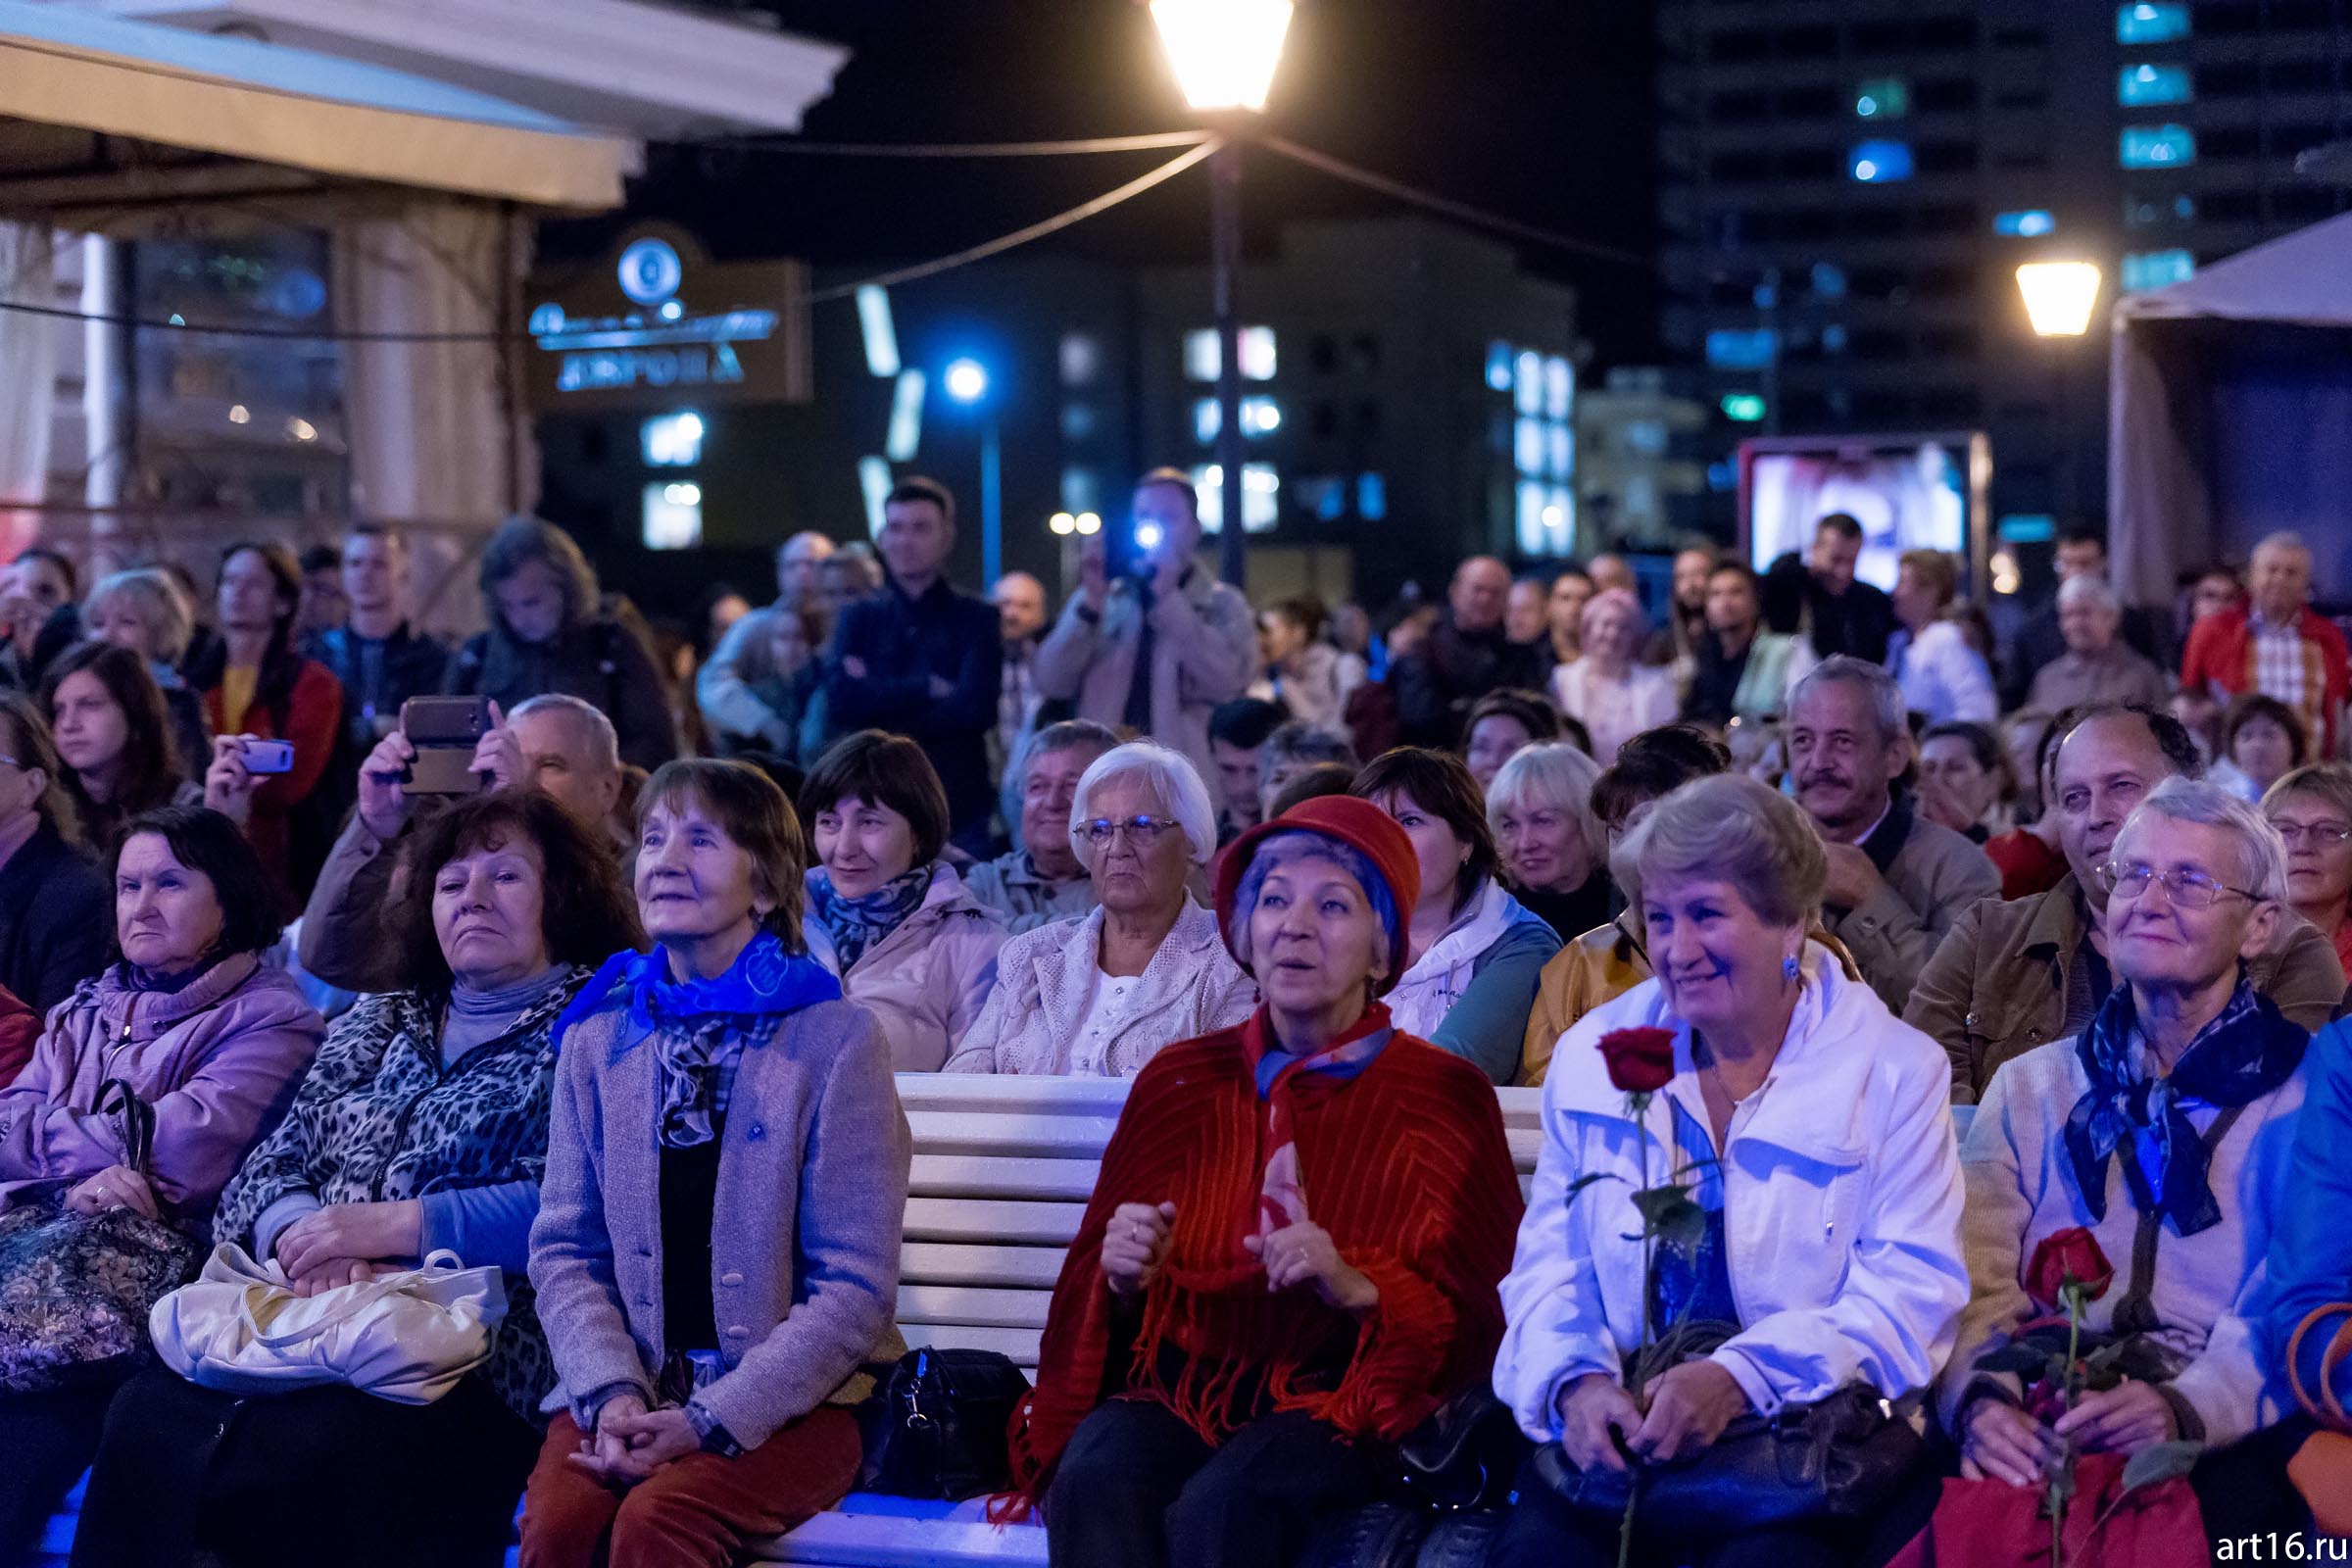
[0,0,637,215]
[2108,210,2352,607]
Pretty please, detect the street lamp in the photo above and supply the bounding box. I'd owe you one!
[2015,261,2104,531]
[1151,0,1294,589]
[944,358,1004,586]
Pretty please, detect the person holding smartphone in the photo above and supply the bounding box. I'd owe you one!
[195,542,343,916]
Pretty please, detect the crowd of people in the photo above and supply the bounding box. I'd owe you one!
[0,472,2340,1568]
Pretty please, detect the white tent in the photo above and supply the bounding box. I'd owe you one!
[2109,210,2352,607]
[0,0,637,214]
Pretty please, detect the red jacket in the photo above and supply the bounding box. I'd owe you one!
[204,658,342,912]
[0,983,35,1086]
[1002,1015,1523,1513]
[2179,604,2350,754]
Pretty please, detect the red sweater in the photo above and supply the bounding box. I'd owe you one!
[2179,604,2350,754]
[0,982,35,1086]
[204,658,342,912]
[1002,1019,1523,1511]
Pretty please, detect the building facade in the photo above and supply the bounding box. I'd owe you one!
[1656,0,2352,539]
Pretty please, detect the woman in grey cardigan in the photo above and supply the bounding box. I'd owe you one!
[523,760,910,1568]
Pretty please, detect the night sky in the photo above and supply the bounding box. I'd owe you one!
[545,0,1661,366]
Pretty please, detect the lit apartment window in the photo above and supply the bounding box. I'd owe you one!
[640,411,704,466]
[1193,396,1282,442]
[1720,393,1768,423]
[2125,192,2197,227]
[1515,482,1575,558]
[2120,124,2196,168]
[642,481,703,550]
[1544,357,1574,419]
[1191,462,1278,533]
[2116,2,2189,43]
[1854,77,1909,119]
[1993,210,2057,237]
[1485,341,1514,392]
[1849,140,1914,182]
[2119,63,2191,106]
[1182,327,1277,382]
[2122,248,2196,291]
[1356,473,1388,521]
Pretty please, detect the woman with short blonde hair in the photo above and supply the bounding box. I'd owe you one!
[1488,742,1611,943]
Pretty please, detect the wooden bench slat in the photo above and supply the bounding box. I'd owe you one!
[901,1243,1067,1289]
[897,1284,1053,1329]
[902,1323,1043,1366]
[766,1513,1048,1566]
[906,1111,1126,1160]
[909,1154,1101,1201]
[902,1199,1085,1246]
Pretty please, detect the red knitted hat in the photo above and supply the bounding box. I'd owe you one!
[1212,795,1421,994]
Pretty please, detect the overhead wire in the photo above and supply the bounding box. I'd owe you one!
[698,129,1215,157]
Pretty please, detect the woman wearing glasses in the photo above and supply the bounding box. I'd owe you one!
[1935,776,2318,1546]
[947,743,1254,1076]
[2262,763,2352,980]
[800,730,1006,1071]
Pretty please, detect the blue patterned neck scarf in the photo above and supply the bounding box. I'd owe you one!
[808,865,933,971]
[558,930,842,1149]
[2062,975,2306,1237]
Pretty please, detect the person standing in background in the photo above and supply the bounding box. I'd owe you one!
[0,549,78,692]
[306,528,449,758]
[1033,467,1257,791]
[293,545,347,643]
[992,570,1049,774]
[2180,530,2349,760]
[2027,574,2172,714]
[697,530,838,752]
[820,478,1001,858]
[2001,526,2170,710]
[1886,548,1995,726]
[1780,512,1896,664]
[1256,597,1352,730]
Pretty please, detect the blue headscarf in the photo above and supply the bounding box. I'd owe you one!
[557,930,842,1149]
[2062,976,2306,1237]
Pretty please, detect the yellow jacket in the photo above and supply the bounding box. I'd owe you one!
[1515,913,1861,1086]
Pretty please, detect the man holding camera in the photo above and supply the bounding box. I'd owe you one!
[1032,467,1257,788]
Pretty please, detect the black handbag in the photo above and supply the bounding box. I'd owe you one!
[0,1078,206,1394]
[854,1348,1032,1500]
[1531,1381,1920,1532]
[1394,1385,1530,1513]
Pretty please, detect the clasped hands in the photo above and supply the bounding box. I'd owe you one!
[568,1394,699,1487]
[1555,1361,1751,1473]
[1100,1200,1379,1314]
[1961,1381,2179,1488]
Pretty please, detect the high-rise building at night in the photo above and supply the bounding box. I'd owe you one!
[1656,0,2352,537]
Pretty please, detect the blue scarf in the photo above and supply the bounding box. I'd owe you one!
[807,865,932,972]
[2062,976,2306,1237]
[557,930,842,1149]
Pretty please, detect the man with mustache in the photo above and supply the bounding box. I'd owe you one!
[1908,702,2343,1102]
[1785,657,1999,1014]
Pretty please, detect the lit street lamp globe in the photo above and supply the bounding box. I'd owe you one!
[944,359,990,404]
[2016,262,2104,338]
[1150,0,1294,113]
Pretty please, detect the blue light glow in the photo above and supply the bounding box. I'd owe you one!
[1849,141,1914,183]
[1994,210,2057,238]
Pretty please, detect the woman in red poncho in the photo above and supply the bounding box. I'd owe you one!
[1005,794,1524,1568]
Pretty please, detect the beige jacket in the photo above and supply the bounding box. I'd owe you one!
[806,863,1007,1072]
[1032,562,1257,787]
[943,898,1254,1077]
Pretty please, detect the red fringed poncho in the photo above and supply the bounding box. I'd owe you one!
[999,1017,1524,1516]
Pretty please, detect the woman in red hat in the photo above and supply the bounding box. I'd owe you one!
[1001,795,1524,1568]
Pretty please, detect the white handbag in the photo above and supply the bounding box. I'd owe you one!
[149,1243,508,1405]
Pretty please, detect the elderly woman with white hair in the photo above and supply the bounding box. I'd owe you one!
[1549,588,1676,764]
[2026,573,2171,714]
[1494,772,1965,1568]
[1934,776,2319,1547]
[946,743,1254,1075]
[1490,741,1613,943]
[966,719,1120,934]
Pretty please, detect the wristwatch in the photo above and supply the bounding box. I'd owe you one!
[684,1399,744,1458]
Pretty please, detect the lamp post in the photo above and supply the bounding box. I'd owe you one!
[2016,261,2104,528]
[944,357,1002,587]
[1150,0,1294,589]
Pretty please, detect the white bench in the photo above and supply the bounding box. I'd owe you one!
[760,1073,1545,1566]
[33,1072,1544,1568]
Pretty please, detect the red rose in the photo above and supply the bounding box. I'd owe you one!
[2024,1227,2114,1313]
[1597,1027,1677,1095]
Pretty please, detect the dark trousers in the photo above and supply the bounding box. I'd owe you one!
[69,1363,539,1568]
[0,1378,121,1568]
[1490,1449,1858,1568]
[1043,1399,1387,1568]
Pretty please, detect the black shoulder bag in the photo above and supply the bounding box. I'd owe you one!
[854,1348,1033,1501]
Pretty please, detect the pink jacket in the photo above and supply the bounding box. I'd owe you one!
[0,954,323,1213]
[806,863,1007,1072]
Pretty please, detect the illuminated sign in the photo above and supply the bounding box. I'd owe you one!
[524,225,808,412]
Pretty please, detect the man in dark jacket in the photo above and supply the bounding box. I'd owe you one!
[1774,512,1897,665]
[305,528,450,755]
[821,476,1002,855]
[1390,556,1547,748]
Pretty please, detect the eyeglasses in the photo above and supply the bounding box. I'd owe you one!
[2095,859,2261,908]
[1079,814,1180,848]
[2268,820,2352,849]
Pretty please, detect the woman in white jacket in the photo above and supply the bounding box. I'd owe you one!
[944,743,1254,1075]
[1491,773,1968,1568]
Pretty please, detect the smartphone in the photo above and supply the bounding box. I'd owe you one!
[399,696,493,796]
[239,738,295,775]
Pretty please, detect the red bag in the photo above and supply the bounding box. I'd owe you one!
[1884,1453,2206,1568]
